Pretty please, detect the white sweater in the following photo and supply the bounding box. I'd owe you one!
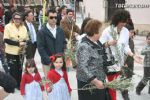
[100,26,131,72]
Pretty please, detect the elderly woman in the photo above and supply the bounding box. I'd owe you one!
[76,19,109,100]
[100,9,142,100]
[3,12,28,89]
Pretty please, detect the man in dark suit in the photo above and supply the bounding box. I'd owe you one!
[24,10,37,59]
[37,9,66,76]
[56,5,67,26]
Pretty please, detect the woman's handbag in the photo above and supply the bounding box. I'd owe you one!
[103,46,115,66]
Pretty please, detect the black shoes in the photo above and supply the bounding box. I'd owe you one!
[136,81,146,95]
[122,94,130,100]
[148,86,150,94]
[136,89,141,95]
[121,90,130,100]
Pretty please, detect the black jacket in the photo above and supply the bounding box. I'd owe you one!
[24,21,38,59]
[24,21,38,40]
[56,13,62,26]
[37,25,66,65]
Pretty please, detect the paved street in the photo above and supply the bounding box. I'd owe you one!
[2,36,150,100]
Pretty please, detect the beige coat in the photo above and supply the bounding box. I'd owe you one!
[60,17,80,40]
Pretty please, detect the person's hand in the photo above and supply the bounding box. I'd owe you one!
[46,87,52,93]
[0,86,9,99]
[108,40,117,46]
[48,63,52,67]
[95,80,104,89]
[19,41,26,47]
[74,32,79,37]
[74,32,80,40]
[91,78,104,89]
[22,95,25,98]
[66,58,72,68]
[45,83,52,93]
[133,55,143,64]
[124,64,128,67]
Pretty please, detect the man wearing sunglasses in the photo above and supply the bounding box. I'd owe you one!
[37,9,66,76]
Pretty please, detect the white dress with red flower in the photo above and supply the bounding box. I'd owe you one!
[47,69,71,100]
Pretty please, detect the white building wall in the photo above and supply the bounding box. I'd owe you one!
[125,0,150,24]
[83,0,106,22]
[83,0,150,25]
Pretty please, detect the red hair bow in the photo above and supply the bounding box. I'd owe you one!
[50,55,55,62]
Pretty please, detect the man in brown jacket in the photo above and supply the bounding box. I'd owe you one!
[60,9,80,41]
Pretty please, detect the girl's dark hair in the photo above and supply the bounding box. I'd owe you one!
[24,59,38,74]
[111,9,130,26]
[80,17,92,35]
[50,53,66,71]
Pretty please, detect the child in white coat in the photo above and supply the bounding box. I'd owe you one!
[20,59,44,100]
[46,53,71,100]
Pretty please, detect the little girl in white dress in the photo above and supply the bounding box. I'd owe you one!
[20,59,44,100]
[46,53,71,100]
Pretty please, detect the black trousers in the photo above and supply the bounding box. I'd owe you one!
[0,53,9,73]
[125,56,134,78]
[121,56,134,100]
[136,67,150,91]
[6,53,22,88]
[77,79,111,100]
[25,41,37,59]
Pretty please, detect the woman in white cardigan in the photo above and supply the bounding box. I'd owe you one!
[100,9,142,100]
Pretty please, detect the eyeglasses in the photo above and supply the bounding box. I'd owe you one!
[26,66,35,68]
[14,18,22,20]
[49,16,57,19]
[68,13,73,16]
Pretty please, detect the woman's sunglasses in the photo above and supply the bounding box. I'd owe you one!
[14,17,22,20]
[26,66,35,68]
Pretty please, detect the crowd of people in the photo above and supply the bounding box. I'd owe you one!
[0,3,149,100]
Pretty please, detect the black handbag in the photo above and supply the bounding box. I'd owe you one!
[97,41,115,74]
[103,47,115,66]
